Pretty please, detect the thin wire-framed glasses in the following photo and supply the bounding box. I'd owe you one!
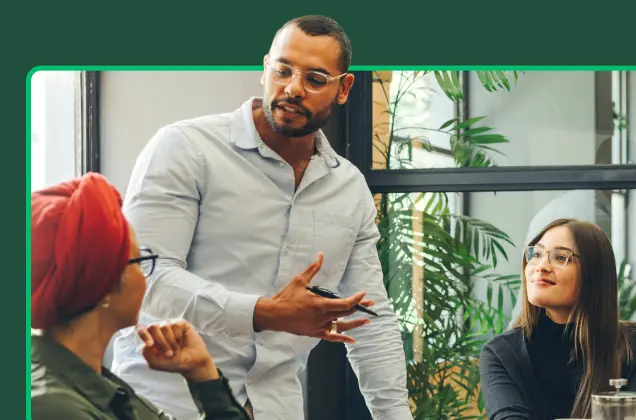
[128,246,158,277]
[524,245,578,269]
[266,61,346,93]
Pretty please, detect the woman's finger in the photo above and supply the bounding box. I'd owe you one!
[160,321,179,354]
[147,324,172,357]
[136,325,154,347]
[170,320,186,347]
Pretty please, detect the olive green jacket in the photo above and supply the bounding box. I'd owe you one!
[31,335,250,419]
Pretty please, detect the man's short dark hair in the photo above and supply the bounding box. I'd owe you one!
[276,15,352,73]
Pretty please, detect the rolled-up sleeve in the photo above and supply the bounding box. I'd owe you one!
[337,185,413,420]
[124,125,260,337]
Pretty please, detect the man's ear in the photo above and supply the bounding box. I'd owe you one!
[261,55,268,85]
[337,73,355,105]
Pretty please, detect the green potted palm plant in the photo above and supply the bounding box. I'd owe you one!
[372,70,521,419]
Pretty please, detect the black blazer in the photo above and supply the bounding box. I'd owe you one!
[479,327,636,420]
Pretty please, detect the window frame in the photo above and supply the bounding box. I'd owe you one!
[76,71,100,175]
[345,70,636,193]
[30,70,99,192]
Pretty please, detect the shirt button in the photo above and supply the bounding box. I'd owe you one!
[279,162,285,167]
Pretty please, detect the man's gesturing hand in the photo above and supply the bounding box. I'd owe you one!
[253,253,374,344]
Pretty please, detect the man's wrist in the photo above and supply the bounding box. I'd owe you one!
[253,297,277,332]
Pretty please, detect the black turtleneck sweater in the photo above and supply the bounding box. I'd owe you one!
[526,310,582,419]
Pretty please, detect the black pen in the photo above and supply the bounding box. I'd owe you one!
[305,286,378,317]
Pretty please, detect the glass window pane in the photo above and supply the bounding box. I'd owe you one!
[372,71,457,170]
[375,188,635,416]
[371,70,632,170]
[30,70,80,192]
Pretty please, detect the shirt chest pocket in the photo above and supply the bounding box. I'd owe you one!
[311,211,357,279]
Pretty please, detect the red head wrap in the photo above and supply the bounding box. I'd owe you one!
[31,173,130,329]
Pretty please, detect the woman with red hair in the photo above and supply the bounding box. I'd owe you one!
[30,173,249,419]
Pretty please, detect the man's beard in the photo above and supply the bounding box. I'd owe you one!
[263,96,335,138]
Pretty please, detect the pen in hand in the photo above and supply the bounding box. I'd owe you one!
[305,286,378,317]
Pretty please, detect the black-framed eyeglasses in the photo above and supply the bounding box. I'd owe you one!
[524,245,579,269]
[128,246,158,277]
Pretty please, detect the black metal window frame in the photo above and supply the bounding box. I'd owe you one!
[75,71,100,175]
[345,70,636,193]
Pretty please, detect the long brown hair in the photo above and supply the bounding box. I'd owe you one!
[512,218,632,418]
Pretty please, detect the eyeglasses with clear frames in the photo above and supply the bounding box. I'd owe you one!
[524,245,578,269]
[266,61,347,93]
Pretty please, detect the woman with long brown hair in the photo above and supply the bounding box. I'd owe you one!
[480,218,636,419]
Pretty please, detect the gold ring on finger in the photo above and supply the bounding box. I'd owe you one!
[330,320,338,334]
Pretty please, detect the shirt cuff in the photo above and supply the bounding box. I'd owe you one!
[187,371,249,418]
[224,292,260,337]
[372,405,413,420]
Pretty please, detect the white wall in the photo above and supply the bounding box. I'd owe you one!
[468,71,598,167]
[30,71,78,192]
[99,71,263,194]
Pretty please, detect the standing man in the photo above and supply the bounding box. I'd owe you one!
[112,15,412,420]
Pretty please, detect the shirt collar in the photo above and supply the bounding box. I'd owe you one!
[230,97,340,169]
[31,334,123,411]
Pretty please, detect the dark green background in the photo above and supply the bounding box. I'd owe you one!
[13,1,636,418]
[15,3,636,67]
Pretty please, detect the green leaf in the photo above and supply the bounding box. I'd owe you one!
[476,72,494,92]
[483,72,496,91]
[451,71,461,92]
[476,144,508,157]
[434,71,463,101]
[461,126,493,137]
[455,116,487,131]
[495,70,511,90]
[434,71,453,100]
[492,240,509,261]
[470,264,491,276]
[439,118,458,130]
[469,134,509,144]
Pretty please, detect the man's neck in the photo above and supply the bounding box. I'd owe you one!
[252,106,316,167]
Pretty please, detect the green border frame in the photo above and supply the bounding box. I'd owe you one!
[25,65,636,420]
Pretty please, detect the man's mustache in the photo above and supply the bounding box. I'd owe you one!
[271,98,311,118]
